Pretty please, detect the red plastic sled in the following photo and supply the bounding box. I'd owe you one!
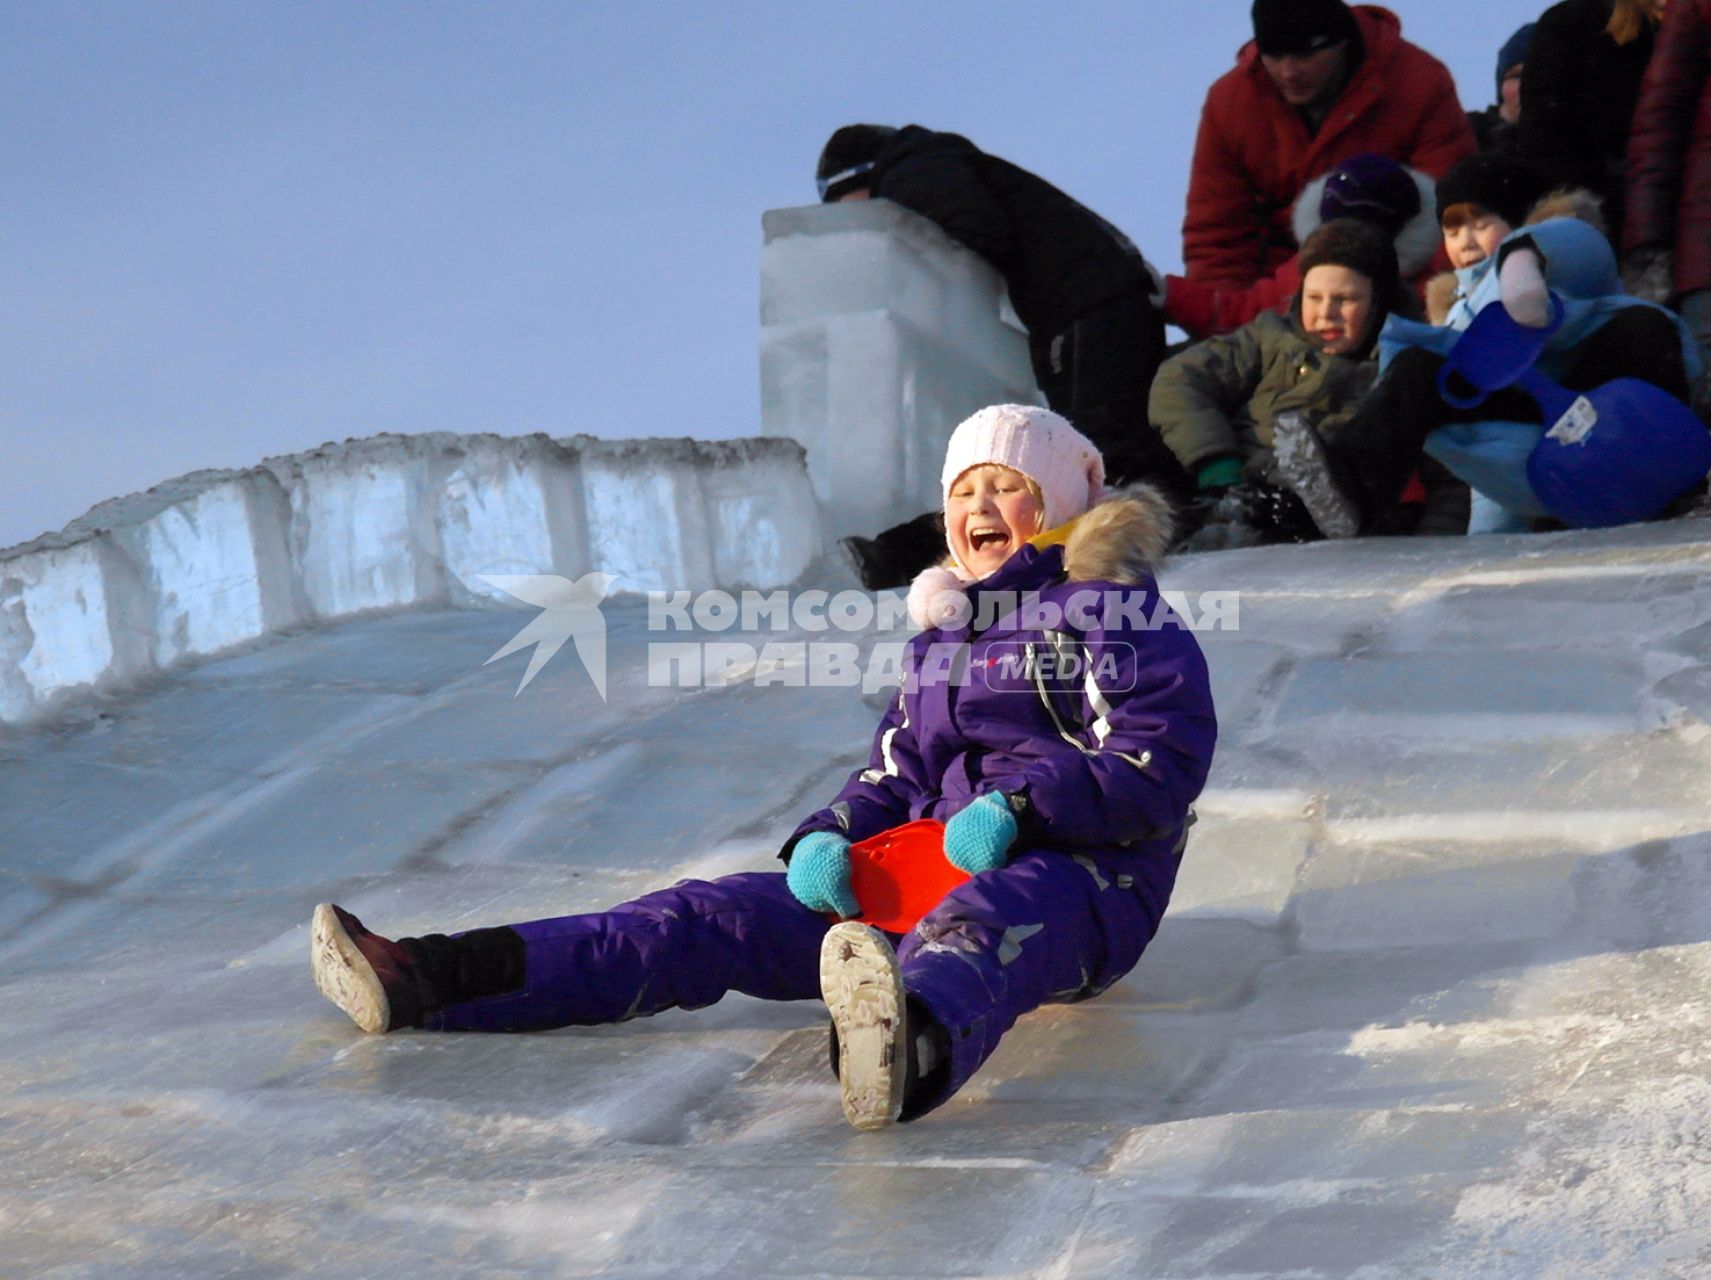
[842,818,969,934]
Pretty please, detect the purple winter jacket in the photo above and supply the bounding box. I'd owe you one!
[785,491,1218,919]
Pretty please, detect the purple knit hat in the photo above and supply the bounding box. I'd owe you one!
[1318,153,1422,236]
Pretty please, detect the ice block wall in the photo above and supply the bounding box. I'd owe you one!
[0,432,821,726]
[760,200,1041,538]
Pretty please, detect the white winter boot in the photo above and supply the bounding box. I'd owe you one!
[820,921,908,1130]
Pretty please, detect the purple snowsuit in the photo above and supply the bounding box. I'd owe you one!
[428,493,1217,1119]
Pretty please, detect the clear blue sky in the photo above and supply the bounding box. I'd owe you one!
[2,0,1552,551]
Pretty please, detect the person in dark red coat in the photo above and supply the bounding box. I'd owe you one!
[1182,0,1474,289]
[1521,0,1666,248]
[1624,0,1711,401]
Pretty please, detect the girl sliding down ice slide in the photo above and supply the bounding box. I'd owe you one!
[311,404,1216,1130]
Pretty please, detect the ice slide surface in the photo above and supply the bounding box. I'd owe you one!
[4,521,1711,1278]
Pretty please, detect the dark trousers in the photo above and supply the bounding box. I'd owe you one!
[1677,289,1711,420]
[1030,288,1191,497]
[1323,306,1691,529]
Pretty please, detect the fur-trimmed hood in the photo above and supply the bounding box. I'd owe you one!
[1058,483,1175,585]
[1527,187,1607,235]
[1293,166,1442,278]
[906,484,1174,629]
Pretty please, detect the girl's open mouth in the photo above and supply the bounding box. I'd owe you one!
[970,529,1010,552]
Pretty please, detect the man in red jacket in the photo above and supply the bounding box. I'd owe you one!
[1182,0,1475,289]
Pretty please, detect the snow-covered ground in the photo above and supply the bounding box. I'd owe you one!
[4,517,1710,1278]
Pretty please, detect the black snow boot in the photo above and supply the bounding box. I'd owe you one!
[1175,482,1321,551]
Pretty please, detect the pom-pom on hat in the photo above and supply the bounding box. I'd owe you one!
[1252,0,1358,56]
[816,124,898,202]
[1318,153,1422,237]
[1435,153,1552,228]
[940,404,1106,536]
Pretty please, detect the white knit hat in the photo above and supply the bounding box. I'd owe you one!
[941,404,1106,532]
[909,405,1108,628]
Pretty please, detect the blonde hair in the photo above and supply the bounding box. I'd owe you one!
[1607,0,1664,46]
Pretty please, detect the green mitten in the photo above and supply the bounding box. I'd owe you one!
[1196,456,1244,491]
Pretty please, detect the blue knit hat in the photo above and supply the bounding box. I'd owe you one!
[1495,23,1535,95]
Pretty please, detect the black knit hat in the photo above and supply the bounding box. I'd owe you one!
[1296,217,1415,336]
[816,125,898,202]
[1252,0,1358,56]
[1434,152,1552,228]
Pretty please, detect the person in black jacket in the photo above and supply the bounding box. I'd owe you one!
[816,124,1189,587]
[1520,0,1665,245]
[1469,23,1534,154]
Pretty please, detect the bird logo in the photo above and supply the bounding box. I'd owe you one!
[480,572,618,700]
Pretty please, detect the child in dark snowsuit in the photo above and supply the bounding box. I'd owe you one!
[312,404,1217,1130]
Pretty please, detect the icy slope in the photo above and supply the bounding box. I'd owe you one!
[3,521,1710,1278]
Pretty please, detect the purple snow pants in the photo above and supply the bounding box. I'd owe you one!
[426,846,1176,1118]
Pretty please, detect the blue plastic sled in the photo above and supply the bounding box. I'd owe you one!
[1435,297,1711,528]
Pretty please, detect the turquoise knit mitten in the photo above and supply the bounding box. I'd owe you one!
[787,831,860,918]
[943,793,1018,875]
